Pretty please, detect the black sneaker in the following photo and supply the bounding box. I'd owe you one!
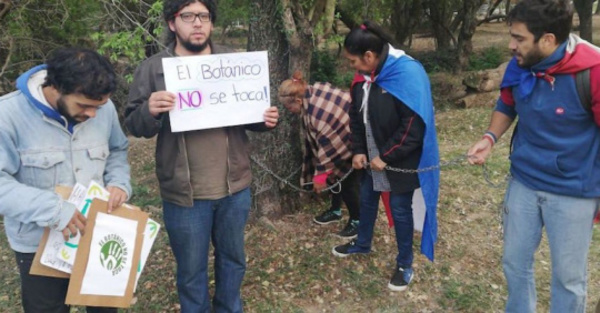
[313,209,342,225]
[331,239,369,258]
[388,267,413,291]
[336,220,359,239]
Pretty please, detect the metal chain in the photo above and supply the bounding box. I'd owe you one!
[250,155,353,193]
[363,155,469,173]
[251,153,509,192]
[481,163,511,189]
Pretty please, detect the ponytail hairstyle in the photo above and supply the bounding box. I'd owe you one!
[344,20,394,57]
[278,70,308,107]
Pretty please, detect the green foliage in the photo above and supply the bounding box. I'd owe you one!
[130,181,162,208]
[0,0,103,85]
[338,0,394,25]
[417,49,460,73]
[309,49,354,88]
[467,46,506,71]
[217,0,250,31]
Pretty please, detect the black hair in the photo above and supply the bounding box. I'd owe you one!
[42,47,116,100]
[343,20,395,57]
[163,0,217,44]
[508,0,573,43]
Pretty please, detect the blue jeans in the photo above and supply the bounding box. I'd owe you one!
[163,188,251,313]
[355,173,415,268]
[502,178,598,313]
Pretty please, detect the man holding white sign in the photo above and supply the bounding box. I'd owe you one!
[124,1,278,312]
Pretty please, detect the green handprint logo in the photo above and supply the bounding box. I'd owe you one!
[99,234,128,275]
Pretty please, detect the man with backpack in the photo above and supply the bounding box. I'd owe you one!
[468,0,600,312]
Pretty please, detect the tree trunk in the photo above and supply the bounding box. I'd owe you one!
[247,0,304,218]
[458,0,486,69]
[574,0,594,41]
[391,0,423,47]
[426,0,455,49]
[0,0,11,21]
[336,4,358,30]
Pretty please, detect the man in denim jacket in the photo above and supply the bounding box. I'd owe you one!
[0,47,131,313]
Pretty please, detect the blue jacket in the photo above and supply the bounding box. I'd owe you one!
[496,42,600,197]
[0,65,131,253]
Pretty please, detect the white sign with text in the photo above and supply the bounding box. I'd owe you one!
[162,51,270,132]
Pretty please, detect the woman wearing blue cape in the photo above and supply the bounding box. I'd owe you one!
[332,21,440,292]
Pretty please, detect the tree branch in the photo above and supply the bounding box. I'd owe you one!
[477,14,507,25]
[0,37,13,79]
[0,0,10,21]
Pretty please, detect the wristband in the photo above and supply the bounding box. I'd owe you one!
[482,135,495,147]
[484,131,497,143]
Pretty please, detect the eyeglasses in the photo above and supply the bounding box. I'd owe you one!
[175,12,211,23]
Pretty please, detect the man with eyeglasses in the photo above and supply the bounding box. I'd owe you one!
[124,1,279,312]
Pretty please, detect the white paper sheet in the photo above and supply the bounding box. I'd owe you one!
[134,218,160,292]
[58,181,109,265]
[163,51,270,132]
[80,212,138,296]
[40,183,88,273]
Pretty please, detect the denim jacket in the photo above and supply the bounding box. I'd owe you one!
[0,66,131,253]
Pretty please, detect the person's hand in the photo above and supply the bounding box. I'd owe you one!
[467,138,493,165]
[370,156,387,171]
[352,154,367,169]
[263,106,279,128]
[313,181,327,194]
[148,91,176,117]
[106,186,128,213]
[62,210,86,241]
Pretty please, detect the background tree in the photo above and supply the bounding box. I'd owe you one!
[458,0,487,67]
[247,0,344,216]
[0,0,101,93]
[391,0,423,47]
[424,0,460,50]
[573,0,594,41]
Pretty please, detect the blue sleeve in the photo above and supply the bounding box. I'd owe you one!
[494,98,517,119]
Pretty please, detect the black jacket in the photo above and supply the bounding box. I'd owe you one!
[349,47,425,193]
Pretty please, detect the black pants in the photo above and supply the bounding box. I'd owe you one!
[15,252,118,313]
[330,169,361,221]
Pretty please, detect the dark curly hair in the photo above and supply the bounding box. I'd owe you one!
[42,47,116,100]
[343,20,395,57]
[163,0,217,44]
[508,0,573,43]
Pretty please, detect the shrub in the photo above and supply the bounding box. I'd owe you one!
[310,49,354,89]
[468,46,505,71]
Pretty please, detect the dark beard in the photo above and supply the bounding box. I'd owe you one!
[518,48,545,68]
[56,97,77,123]
[177,33,210,53]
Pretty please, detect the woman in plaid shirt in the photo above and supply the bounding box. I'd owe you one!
[278,71,360,238]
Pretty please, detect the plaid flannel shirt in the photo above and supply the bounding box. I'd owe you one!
[300,82,353,186]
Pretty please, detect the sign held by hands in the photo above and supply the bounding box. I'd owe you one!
[162,51,270,132]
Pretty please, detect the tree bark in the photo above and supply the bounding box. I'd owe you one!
[0,0,11,21]
[336,4,359,30]
[247,0,303,217]
[574,0,594,41]
[425,0,456,50]
[391,0,422,47]
[458,0,486,69]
